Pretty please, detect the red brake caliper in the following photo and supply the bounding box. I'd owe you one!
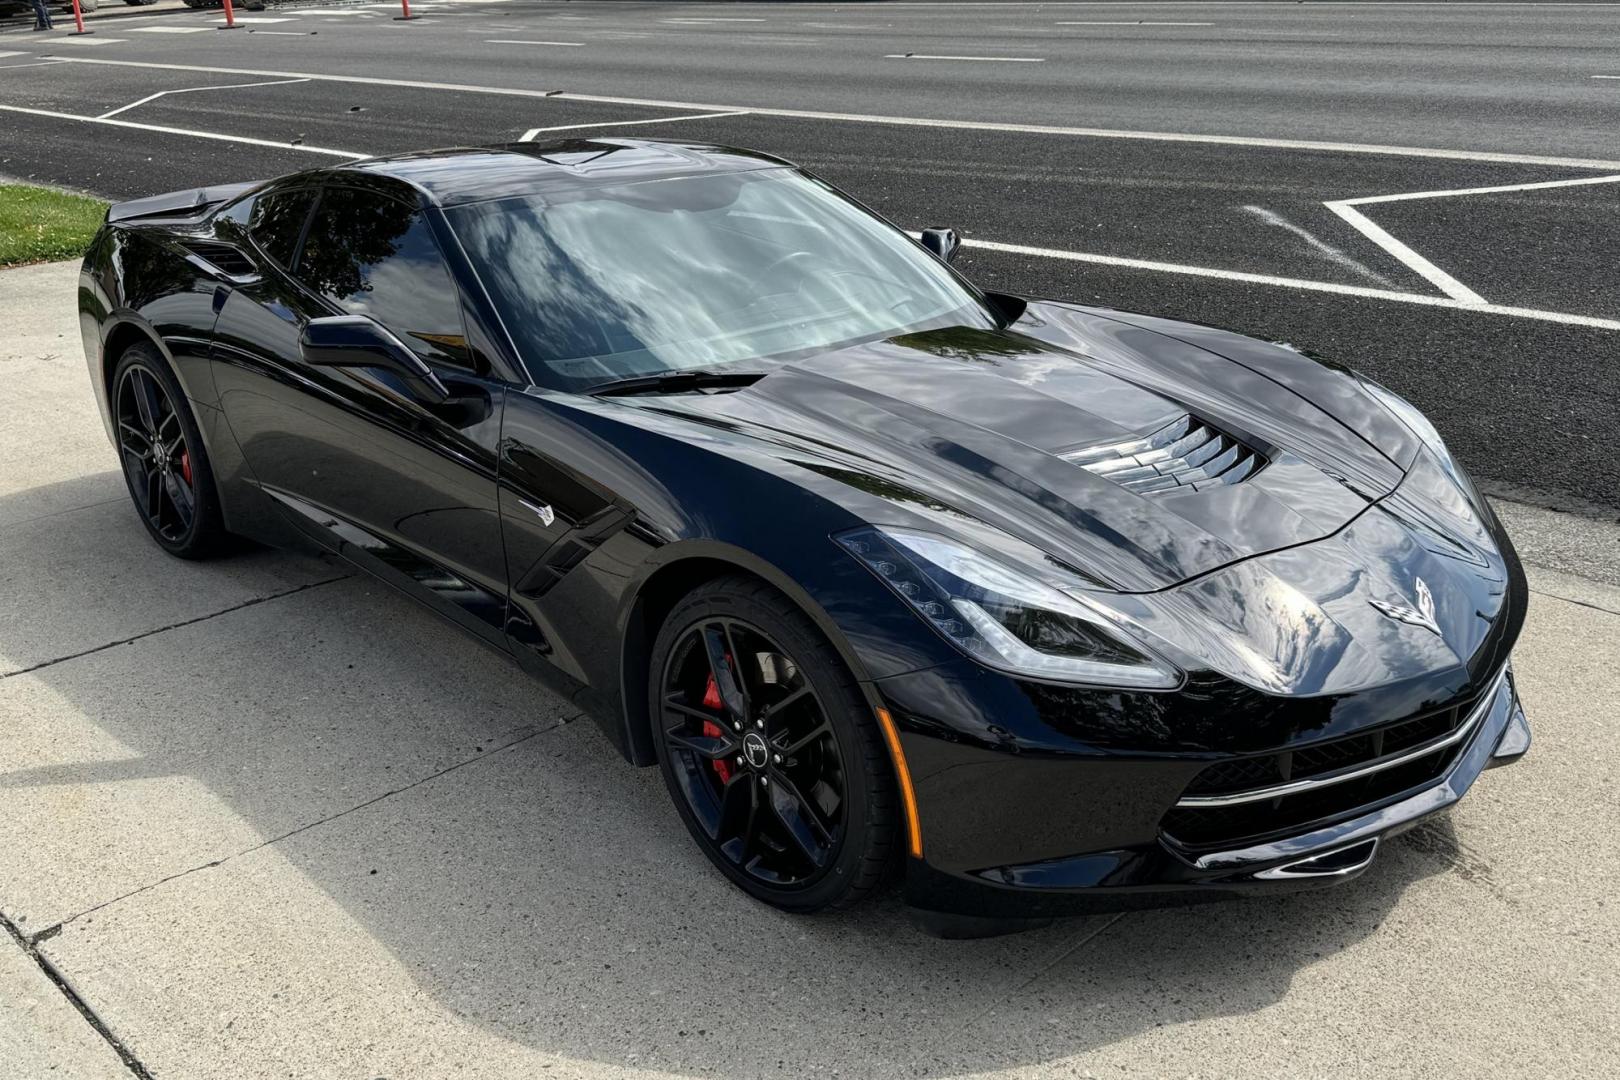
[179,449,193,487]
[701,673,732,784]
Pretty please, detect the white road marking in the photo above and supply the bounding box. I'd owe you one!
[961,238,1620,332]
[1594,75,1620,80]
[0,51,27,58]
[662,16,768,21]
[1321,172,1620,306]
[519,110,748,141]
[1342,172,1620,204]
[0,60,66,70]
[486,39,584,46]
[1055,20,1213,25]
[1241,205,1397,288]
[127,25,213,33]
[56,37,125,46]
[98,76,310,119]
[885,53,1045,61]
[228,16,295,22]
[45,57,1620,171]
[1321,201,1486,305]
[0,103,366,158]
[249,30,314,35]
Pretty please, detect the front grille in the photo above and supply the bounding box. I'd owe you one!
[1162,680,1497,850]
[1062,414,1265,495]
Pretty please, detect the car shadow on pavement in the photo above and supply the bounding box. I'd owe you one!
[2,472,1460,1076]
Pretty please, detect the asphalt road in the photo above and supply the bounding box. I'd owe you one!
[2,0,1617,515]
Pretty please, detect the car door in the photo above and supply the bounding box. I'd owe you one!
[211,178,512,649]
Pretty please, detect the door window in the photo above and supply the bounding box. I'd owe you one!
[297,186,471,368]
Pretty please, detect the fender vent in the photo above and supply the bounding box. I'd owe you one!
[178,240,257,279]
[1061,414,1264,495]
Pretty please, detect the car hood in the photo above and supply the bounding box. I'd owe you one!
[627,304,1413,594]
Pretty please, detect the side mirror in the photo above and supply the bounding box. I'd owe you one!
[300,315,449,404]
[920,227,961,264]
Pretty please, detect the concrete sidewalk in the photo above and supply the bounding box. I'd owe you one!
[2,258,1616,1078]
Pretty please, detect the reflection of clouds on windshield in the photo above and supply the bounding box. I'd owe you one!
[452,171,992,390]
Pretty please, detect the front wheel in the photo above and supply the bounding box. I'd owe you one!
[112,346,229,559]
[650,576,899,913]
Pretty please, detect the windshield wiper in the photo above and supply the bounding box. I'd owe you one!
[585,370,768,397]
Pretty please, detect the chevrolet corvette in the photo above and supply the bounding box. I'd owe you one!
[79,140,1530,934]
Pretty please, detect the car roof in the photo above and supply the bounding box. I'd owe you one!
[331,139,798,207]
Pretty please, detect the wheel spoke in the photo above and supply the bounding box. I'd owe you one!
[716,773,757,857]
[163,469,195,528]
[144,467,163,523]
[765,774,831,867]
[664,695,729,727]
[663,724,738,762]
[157,410,181,440]
[758,684,812,732]
[131,369,162,432]
[700,623,750,725]
[118,421,153,454]
[778,719,833,758]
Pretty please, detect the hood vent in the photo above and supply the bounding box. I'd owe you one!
[1061,414,1264,495]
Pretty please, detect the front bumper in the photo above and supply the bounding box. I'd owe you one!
[882,662,1529,921]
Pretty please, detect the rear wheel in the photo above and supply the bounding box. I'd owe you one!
[112,345,228,559]
[650,576,898,912]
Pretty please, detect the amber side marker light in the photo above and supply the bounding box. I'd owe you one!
[876,707,923,858]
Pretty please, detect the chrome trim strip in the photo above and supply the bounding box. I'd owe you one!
[1175,666,1510,809]
[1253,837,1379,880]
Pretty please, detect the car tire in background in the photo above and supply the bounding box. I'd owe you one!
[181,0,222,7]
[650,576,899,913]
[121,0,158,6]
[110,345,230,560]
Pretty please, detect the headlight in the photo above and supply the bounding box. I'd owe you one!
[1359,377,1482,504]
[837,526,1181,689]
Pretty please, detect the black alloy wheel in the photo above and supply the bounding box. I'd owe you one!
[651,577,897,912]
[112,346,226,558]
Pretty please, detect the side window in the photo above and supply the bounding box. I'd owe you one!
[246,189,317,268]
[297,186,471,368]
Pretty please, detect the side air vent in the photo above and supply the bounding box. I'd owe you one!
[178,240,258,279]
[1061,414,1265,495]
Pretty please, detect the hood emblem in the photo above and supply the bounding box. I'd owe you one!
[1370,577,1441,637]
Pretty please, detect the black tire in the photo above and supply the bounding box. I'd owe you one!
[121,0,158,6]
[182,0,220,7]
[650,575,898,913]
[111,344,229,560]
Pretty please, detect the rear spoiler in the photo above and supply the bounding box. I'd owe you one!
[106,181,263,224]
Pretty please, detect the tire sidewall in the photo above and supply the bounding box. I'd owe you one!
[649,581,892,913]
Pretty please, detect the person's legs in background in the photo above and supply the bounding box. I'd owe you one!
[29,0,56,29]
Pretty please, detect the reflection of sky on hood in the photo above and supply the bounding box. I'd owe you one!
[450,171,990,389]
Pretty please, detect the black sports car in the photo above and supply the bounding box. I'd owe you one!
[80,140,1530,934]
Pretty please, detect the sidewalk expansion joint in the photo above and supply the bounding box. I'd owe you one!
[1527,583,1620,620]
[49,712,582,933]
[1,911,155,1080]
[0,572,351,681]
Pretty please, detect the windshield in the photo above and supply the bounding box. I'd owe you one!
[447,169,996,391]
